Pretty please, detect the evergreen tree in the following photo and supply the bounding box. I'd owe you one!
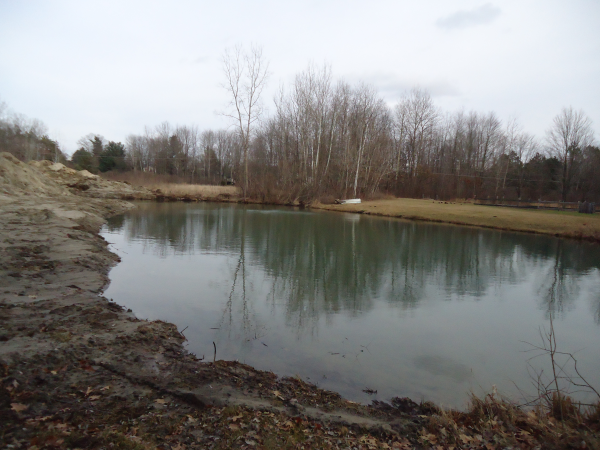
[99,141,126,172]
[71,148,95,172]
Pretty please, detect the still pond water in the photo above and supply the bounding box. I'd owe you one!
[101,202,600,408]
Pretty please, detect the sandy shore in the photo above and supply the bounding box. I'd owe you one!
[2,153,597,448]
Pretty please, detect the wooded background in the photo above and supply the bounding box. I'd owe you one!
[2,65,598,203]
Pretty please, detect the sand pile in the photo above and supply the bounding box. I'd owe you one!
[29,159,155,200]
[0,153,68,199]
[0,152,154,202]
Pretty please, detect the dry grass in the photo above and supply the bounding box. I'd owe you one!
[317,197,600,241]
[151,183,241,199]
[100,172,241,200]
[439,391,600,449]
[387,389,600,449]
[101,170,188,185]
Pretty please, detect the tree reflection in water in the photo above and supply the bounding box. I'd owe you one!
[103,203,600,407]
[106,202,600,333]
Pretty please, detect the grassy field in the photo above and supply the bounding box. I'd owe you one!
[316,198,600,242]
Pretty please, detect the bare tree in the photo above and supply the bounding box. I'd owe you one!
[350,84,384,198]
[403,88,438,182]
[546,107,595,202]
[0,99,9,120]
[514,132,537,199]
[393,98,408,181]
[176,125,200,181]
[200,129,217,181]
[125,134,145,172]
[221,44,269,198]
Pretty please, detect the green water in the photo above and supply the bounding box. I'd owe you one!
[102,202,600,408]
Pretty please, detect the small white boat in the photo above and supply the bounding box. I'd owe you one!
[340,198,361,204]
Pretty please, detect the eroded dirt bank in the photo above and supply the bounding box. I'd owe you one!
[0,153,431,449]
[2,153,598,449]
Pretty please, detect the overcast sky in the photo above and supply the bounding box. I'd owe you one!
[0,0,598,155]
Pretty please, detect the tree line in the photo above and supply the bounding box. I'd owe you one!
[2,58,598,203]
[83,60,600,203]
[112,62,599,203]
[0,100,67,164]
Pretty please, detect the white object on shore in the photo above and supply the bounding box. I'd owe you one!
[340,198,361,204]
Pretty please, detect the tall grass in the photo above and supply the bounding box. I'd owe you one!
[151,183,239,198]
[101,171,241,199]
[417,390,600,449]
[101,171,191,185]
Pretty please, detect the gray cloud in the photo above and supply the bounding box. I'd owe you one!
[436,3,501,30]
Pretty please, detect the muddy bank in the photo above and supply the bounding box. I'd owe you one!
[2,153,598,449]
[0,154,429,448]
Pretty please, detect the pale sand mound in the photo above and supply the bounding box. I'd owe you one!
[0,152,69,199]
[78,169,99,179]
[29,158,155,200]
[1,152,154,202]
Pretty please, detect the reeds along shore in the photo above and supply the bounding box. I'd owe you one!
[414,390,600,449]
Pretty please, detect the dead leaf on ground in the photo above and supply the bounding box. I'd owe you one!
[392,439,412,449]
[360,435,378,445]
[280,420,294,430]
[459,434,471,444]
[11,403,28,412]
[79,360,95,372]
[155,398,167,404]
